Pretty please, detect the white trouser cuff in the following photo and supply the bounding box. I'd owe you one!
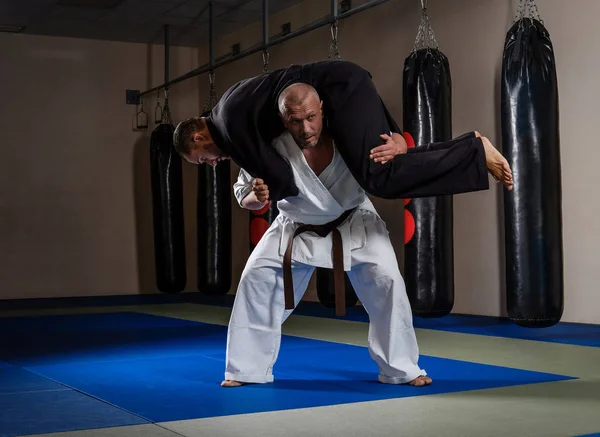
[378,369,427,385]
[224,372,275,384]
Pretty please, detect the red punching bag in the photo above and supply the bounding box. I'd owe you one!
[249,202,279,252]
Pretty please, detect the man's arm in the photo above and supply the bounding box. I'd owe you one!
[233,168,270,210]
[241,190,268,210]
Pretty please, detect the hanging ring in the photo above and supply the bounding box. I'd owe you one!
[330,22,338,41]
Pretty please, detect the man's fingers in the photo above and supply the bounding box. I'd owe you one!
[370,144,391,155]
[370,150,395,162]
[379,133,392,141]
[371,149,395,158]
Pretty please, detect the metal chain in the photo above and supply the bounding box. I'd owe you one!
[515,0,543,24]
[163,88,172,124]
[328,21,341,60]
[263,49,270,73]
[155,90,163,124]
[412,0,439,52]
[203,70,219,112]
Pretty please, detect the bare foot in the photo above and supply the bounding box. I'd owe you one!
[220,379,245,388]
[481,136,514,191]
[408,375,432,387]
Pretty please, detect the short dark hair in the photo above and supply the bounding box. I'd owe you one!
[173,117,206,155]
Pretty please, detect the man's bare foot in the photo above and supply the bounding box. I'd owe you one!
[481,136,514,191]
[221,379,245,388]
[408,375,432,387]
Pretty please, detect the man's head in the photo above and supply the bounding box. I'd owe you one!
[277,83,324,149]
[173,116,229,167]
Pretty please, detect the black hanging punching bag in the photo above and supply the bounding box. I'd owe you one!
[150,123,186,293]
[402,47,454,318]
[316,268,359,310]
[197,160,232,295]
[501,11,563,328]
[249,202,279,252]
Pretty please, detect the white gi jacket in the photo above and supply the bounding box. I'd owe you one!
[234,131,380,271]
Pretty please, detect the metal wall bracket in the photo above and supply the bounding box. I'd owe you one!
[132,0,391,99]
[126,89,140,105]
[341,0,351,13]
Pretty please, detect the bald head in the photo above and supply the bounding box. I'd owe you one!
[277,83,320,116]
[277,83,324,149]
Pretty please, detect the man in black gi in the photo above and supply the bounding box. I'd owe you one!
[173,60,513,200]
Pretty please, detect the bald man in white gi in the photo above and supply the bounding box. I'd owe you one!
[221,83,432,389]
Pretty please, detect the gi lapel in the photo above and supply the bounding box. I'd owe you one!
[281,132,344,214]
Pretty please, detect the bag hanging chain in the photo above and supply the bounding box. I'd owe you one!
[203,70,219,112]
[515,0,543,24]
[155,90,163,124]
[162,87,172,124]
[328,21,341,60]
[263,49,270,73]
[412,0,439,52]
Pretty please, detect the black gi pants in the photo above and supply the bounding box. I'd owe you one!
[327,75,490,199]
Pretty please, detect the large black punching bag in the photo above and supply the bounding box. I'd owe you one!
[316,268,359,309]
[501,3,563,328]
[150,122,186,293]
[197,160,232,295]
[402,11,454,318]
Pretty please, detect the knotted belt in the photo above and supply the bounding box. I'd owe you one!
[283,208,356,317]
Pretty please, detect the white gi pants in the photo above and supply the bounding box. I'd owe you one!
[224,210,425,384]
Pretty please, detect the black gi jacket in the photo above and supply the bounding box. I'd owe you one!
[205,60,489,201]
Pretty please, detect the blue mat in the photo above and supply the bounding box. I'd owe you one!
[0,389,147,437]
[2,293,598,347]
[410,314,600,348]
[0,312,575,428]
[281,304,600,348]
[0,361,66,395]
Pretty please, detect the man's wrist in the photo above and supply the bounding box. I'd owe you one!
[241,192,268,210]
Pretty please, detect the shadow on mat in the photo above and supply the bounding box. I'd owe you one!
[247,378,380,393]
[0,317,228,365]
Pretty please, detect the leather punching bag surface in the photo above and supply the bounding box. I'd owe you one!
[150,123,186,293]
[501,16,563,327]
[197,161,232,295]
[249,202,279,252]
[402,48,454,317]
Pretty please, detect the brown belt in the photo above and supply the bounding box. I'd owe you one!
[283,208,355,317]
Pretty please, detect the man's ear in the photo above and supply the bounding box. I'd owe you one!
[193,132,206,142]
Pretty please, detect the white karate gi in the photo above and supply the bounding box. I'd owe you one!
[226,131,426,384]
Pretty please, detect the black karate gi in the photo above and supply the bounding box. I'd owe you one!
[205,60,489,201]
